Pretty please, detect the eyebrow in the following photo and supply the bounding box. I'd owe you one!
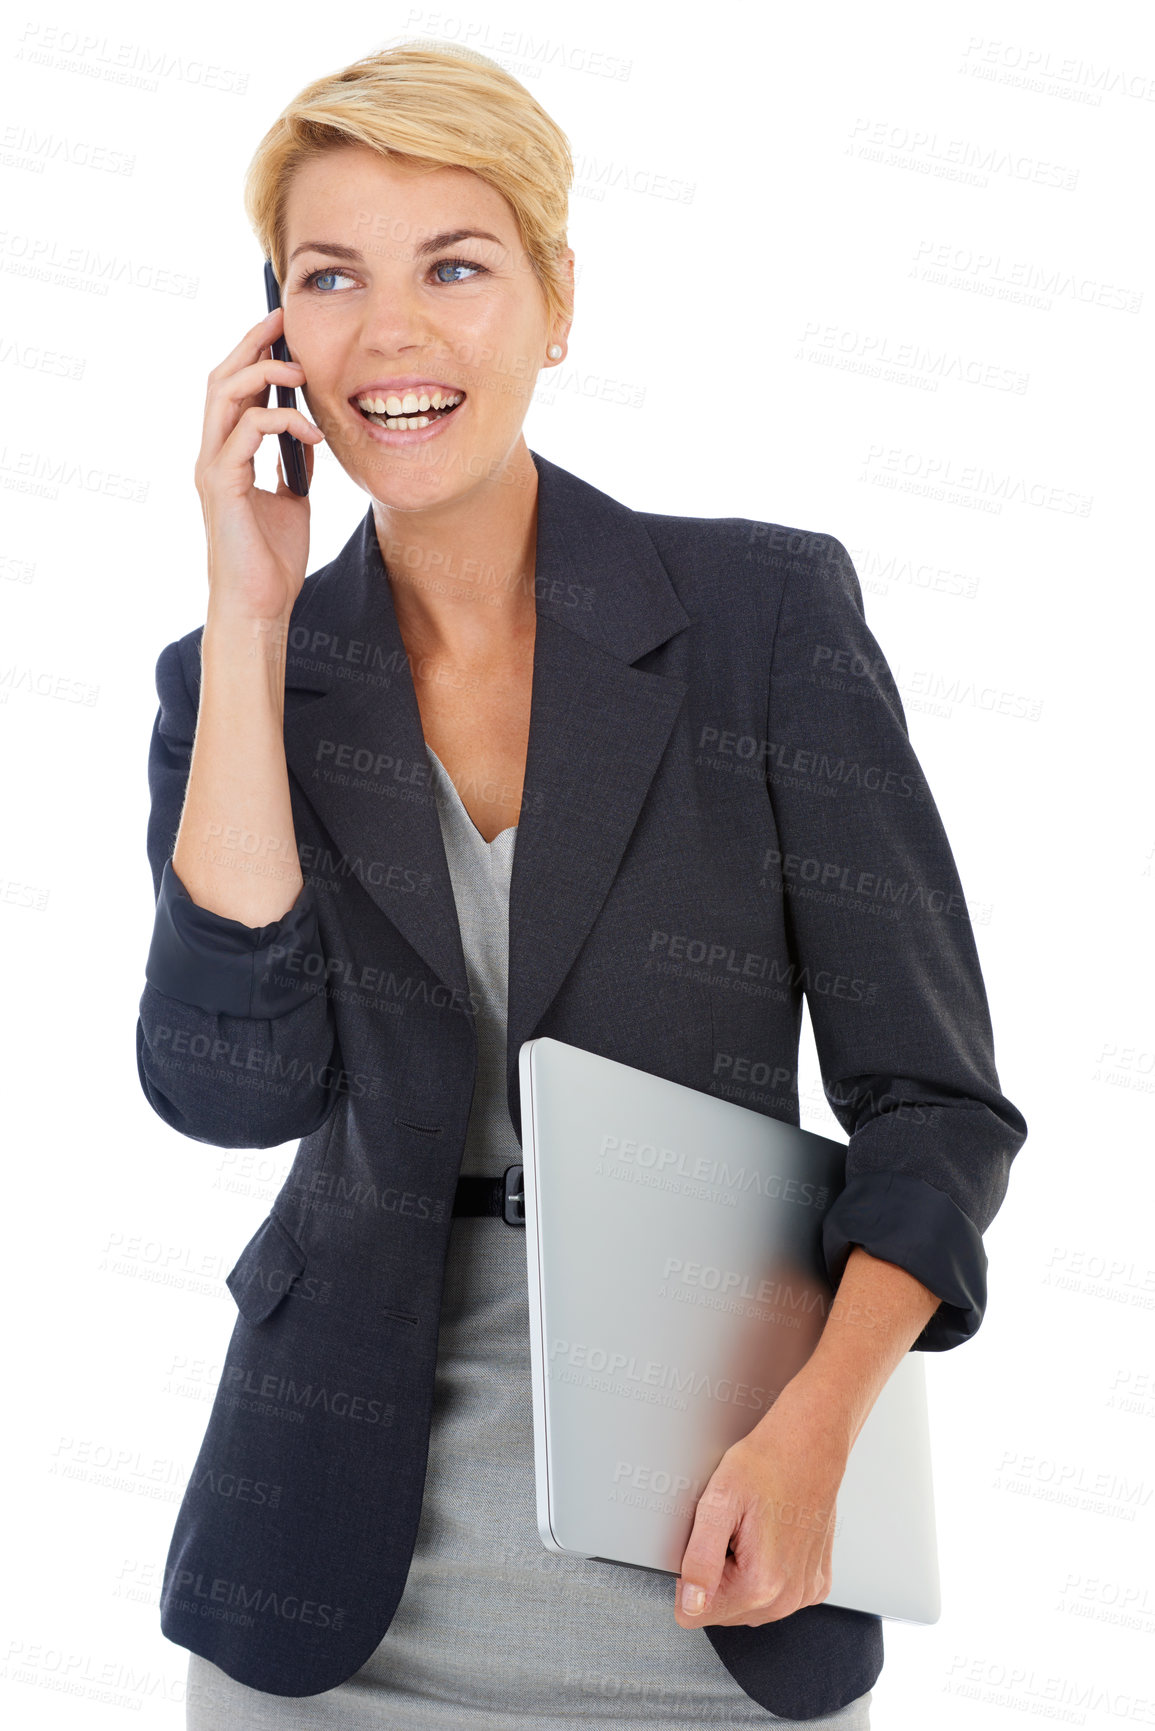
[287,229,505,265]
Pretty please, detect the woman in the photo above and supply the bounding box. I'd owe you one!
[137,41,1027,1729]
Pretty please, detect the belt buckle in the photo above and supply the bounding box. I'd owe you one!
[502,1163,525,1227]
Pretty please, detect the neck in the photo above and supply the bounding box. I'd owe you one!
[370,440,539,665]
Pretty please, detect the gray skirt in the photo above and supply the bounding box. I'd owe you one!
[184,1214,871,1729]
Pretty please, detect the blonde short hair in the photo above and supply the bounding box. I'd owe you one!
[243,41,574,331]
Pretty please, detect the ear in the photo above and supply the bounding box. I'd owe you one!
[550,247,577,348]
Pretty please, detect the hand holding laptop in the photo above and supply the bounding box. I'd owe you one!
[672,1370,849,1627]
[518,1037,941,1625]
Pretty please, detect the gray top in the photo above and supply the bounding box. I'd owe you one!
[184,743,871,1729]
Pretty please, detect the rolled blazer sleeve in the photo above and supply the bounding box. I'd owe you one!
[136,637,343,1149]
[764,537,1028,1350]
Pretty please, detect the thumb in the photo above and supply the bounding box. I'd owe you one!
[676,1479,737,1621]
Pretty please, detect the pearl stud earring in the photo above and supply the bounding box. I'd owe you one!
[547,344,563,359]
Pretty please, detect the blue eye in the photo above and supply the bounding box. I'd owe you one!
[297,258,488,292]
[300,267,357,292]
[433,258,485,284]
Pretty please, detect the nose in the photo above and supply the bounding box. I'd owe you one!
[359,278,439,356]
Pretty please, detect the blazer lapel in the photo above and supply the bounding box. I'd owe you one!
[281,449,694,1137]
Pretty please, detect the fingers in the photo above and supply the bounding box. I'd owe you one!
[209,306,285,385]
[198,305,317,488]
[674,1453,838,1628]
[202,405,324,500]
[678,1543,832,1627]
[674,1481,735,1625]
[202,356,313,473]
[272,424,320,496]
[302,424,318,487]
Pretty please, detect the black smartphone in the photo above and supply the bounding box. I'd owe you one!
[263,258,309,497]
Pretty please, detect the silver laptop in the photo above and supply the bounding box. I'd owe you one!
[517,1036,941,1625]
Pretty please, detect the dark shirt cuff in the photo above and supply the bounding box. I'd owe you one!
[145,857,328,1018]
[821,1171,988,1351]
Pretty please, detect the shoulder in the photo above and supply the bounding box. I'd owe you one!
[543,452,854,609]
[630,500,861,634]
[635,502,851,574]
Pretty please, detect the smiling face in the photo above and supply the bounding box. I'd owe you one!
[280,143,572,513]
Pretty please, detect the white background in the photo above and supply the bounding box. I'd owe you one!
[2,0,1153,1724]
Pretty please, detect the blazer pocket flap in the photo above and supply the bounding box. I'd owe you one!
[226,1212,307,1324]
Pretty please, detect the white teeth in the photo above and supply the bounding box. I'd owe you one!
[354,390,461,411]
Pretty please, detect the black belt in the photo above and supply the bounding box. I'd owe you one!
[452,1163,525,1226]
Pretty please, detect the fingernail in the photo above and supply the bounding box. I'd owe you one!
[681,1584,705,1614]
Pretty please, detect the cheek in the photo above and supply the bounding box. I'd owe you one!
[451,303,542,386]
[476,344,541,410]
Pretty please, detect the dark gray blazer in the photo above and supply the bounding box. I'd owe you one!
[137,448,1027,1717]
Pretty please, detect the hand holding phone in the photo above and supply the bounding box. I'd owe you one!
[263,258,310,497]
[191,274,323,624]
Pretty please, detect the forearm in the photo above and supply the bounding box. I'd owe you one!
[172,609,304,926]
[759,1245,942,1454]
